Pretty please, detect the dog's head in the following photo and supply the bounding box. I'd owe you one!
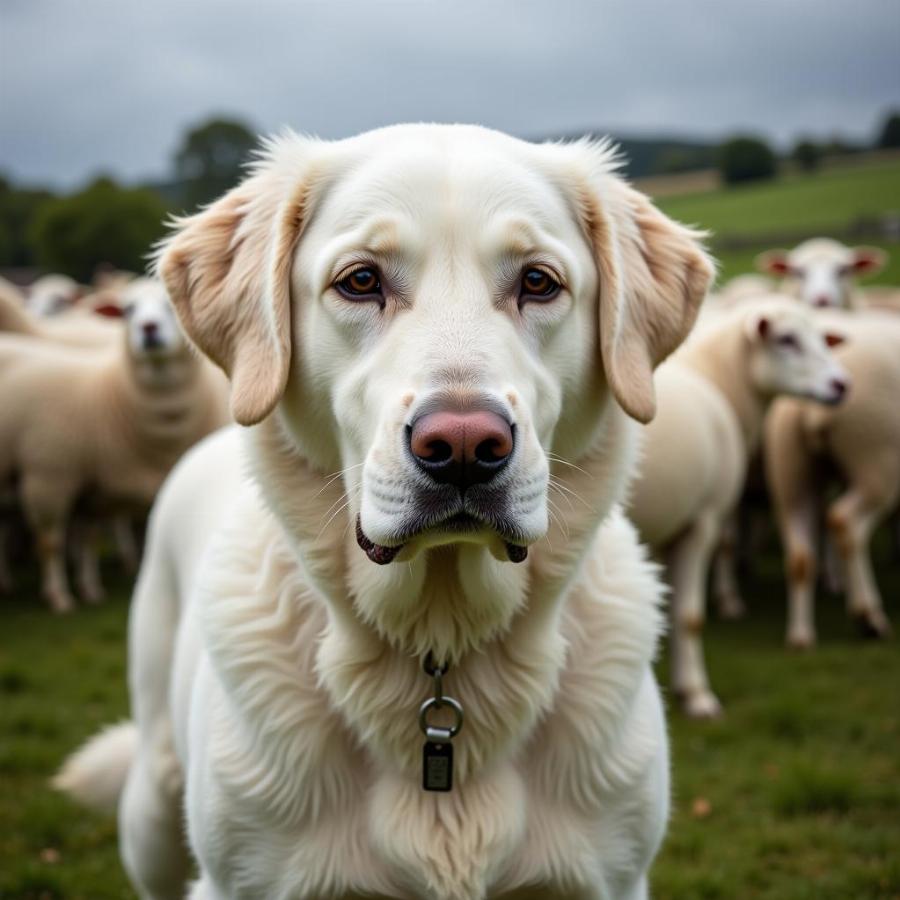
[158,125,713,566]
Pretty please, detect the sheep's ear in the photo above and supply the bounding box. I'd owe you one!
[756,250,791,276]
[87,288,124,318]
[850,246,886,276]
[156,151,312,425]
[581,175,714,423]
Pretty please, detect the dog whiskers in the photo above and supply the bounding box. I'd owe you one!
[546,452,591,478]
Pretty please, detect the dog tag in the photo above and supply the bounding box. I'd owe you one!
[423,740,453,792]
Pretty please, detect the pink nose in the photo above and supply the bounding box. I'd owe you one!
[814,296,832,308]
[409,410,514,488]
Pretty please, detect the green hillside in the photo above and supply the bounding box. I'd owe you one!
[655,158,900,285]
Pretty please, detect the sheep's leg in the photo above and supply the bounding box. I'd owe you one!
[779,498,821,649]
[713,515,745,619]
[20,475,77,613]
[827,490,893,639]
[113,515,140,573]
[668,513,722,718]
[766,404,821,648]
[73,519,106,605]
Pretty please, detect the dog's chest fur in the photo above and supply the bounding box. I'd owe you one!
[193,495,663,900]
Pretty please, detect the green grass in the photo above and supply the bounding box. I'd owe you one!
[655,158,900,284]
[0,542,898,899]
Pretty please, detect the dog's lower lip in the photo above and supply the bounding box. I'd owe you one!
[504,541,528,563]
[355,516,403,565]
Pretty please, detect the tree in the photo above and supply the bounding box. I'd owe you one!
[792,139,821,173]
[173,117,258,210]
[876,111,900,149]
[0,175,55,268]
[718,136,777,185]
[28,177,169,282]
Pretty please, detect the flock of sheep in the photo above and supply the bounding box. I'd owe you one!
[0,236,898,720]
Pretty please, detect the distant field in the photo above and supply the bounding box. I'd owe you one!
[1,542,898,899]
[654,158,900,285]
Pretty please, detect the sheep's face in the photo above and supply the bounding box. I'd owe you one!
[758,239,886,309]
[122,279,186,360]
[745,302,849,405]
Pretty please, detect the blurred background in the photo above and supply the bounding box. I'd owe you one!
[1,1,898,898]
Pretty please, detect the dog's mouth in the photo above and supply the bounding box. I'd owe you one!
[355,513,528,565]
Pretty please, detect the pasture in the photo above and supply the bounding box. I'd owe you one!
[1,156,899,899]
[656,155,900,285]
[1,544,898,899]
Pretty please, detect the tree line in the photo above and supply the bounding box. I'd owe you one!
[1,112,898,282]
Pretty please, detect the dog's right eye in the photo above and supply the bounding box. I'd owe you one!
[336,267,383,300]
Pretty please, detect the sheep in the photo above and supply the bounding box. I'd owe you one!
[0,278,229,612]
[0,276,123,348]
[25,273,85,317]
[627,297,849,717]
[757,238,887,309]
[765,309,900,648]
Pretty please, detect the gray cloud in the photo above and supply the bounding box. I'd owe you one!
[1,0,898,188]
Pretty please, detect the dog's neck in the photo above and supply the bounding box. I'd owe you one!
[244,401,638,781]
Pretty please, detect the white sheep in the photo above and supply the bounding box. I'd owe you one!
[25,273,85,317]
[0,276,123,348]
[627,297,849,717]
[757,238,887,309]
[765,309,900,648]
[0,278,229,612]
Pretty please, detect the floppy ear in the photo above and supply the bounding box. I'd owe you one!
[156,147,313,425]
[581,174,714,423]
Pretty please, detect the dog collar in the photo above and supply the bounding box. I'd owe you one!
[419,653,464,792]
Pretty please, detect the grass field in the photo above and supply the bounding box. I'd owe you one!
[1,538,898,900]
[655,157,900,285]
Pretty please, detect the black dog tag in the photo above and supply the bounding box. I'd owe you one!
[423,741,453,792]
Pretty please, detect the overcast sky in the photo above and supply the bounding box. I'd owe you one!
[1,0,898,189]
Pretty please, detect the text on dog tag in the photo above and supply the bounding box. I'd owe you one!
[423,741,453,792]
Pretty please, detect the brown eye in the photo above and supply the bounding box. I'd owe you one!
[337,267,382,299]
[520,267,560,301]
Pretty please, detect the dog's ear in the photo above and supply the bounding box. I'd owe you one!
[573,158,714,423]
[156,147,314,425]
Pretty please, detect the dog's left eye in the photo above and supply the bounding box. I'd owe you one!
[336,267,383,300]
[520,267,561,301]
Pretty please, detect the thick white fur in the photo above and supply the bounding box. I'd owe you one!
[628,298,848,717]
[57,124,713,899]
[53,721,137,813]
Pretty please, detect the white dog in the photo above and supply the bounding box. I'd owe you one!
[56,124,713,900]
